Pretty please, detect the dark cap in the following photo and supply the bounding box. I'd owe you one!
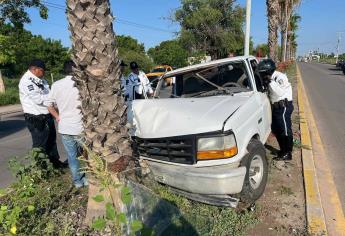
[257,59,276,75]
[120,60,128,67]
[130,61,139,70]
[29,59,46,70]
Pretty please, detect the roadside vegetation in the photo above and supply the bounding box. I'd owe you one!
[0,78,19,106]
[0,1,307,235]
[151,183,258,236]
[0,149,90,235]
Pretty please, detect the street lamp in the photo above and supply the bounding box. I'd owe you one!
[244,0,252,56]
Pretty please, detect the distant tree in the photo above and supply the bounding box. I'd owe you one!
[286,13,301,60]
[116,35,145,54]
[339,53,345,60]
[0,34,16,65]
[116,35,153,73]
[148,40,188,68]
[174,0,245,59]
[253,44,269,58]
[0,24,70,77]
[278,0,300,62]
[120,50,153,73]
[0,0,48,28]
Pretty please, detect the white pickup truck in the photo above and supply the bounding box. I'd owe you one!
[131,56,271,207]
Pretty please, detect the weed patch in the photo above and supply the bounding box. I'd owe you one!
[146,183,258,236]
[0,149,90,235]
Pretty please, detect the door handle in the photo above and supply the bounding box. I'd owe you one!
[258,118,262,124]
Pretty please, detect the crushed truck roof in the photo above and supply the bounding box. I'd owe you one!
[163,55,256,78]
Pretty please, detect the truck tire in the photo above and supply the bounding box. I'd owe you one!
[239,139,268,204]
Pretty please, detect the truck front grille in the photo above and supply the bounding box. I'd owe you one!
[135,136,196,164]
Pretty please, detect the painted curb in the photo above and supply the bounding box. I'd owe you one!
[296,65,327,235]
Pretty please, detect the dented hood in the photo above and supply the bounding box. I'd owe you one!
[132,95,251,138]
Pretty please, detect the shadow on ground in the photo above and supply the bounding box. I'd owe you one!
[265,144,279,156]
[0,118,26,139]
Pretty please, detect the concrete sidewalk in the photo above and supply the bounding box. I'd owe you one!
[0,104,22,118]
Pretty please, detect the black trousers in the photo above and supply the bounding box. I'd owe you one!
[271,101,294,154]
[24,113,60,165]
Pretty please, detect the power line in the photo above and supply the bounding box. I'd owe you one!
[41,0,175,34]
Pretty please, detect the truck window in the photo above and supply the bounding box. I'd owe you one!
[174,61,252,97]
[250,59,265,92]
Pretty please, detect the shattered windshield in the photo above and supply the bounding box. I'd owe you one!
[157,61,252,98]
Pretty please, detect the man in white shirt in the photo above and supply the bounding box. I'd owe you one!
[19,59,62,167]
[127,61,153,101]
[45,60,87,188]
[258,59,294,161]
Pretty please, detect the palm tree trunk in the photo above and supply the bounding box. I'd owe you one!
[0,70,5,94]
[266,0,280,62]
[66,0,132,163]
[67,0,133,224]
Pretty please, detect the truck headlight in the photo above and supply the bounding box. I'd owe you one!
[197,134,238,160]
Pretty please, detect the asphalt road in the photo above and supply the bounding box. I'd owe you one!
[0,113,66,188]
[298,62,345,210]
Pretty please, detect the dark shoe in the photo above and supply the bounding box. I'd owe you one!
[280,152,292,161]
[52,160,68,169]
[274,152,292,161]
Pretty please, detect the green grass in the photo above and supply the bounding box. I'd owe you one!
[0,149,90,235]
[0,78,20,106]
[0,88,19,106]
[150,184,258,236]
[319,58,336,65]
[279,186,294,196]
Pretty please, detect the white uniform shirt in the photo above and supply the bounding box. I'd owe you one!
[120,75,128,96]
[19,70,50,115]
[44,76,83,135]
[127,71,153,101]
[268,70,293,103]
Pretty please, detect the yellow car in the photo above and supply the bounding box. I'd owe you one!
[146,65,174,87]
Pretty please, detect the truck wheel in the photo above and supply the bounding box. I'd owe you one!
[240,139,268,204]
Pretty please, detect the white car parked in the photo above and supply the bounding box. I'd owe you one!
[131,56,271,207]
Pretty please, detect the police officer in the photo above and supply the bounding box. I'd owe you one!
[127,61,153,101]
[119,60,128,98]
[19,59,63,167]
[257,59,294,161]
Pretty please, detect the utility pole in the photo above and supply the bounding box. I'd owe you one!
[244,0,252,56]
[336,31,343,64]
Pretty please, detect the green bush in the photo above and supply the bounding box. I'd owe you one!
[0,78,19,106]
[0,149,89,235]
[0,88,19,106]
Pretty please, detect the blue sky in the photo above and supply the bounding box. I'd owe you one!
[25,0,345,56]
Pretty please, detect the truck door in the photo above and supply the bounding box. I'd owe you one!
[248,59,272,141]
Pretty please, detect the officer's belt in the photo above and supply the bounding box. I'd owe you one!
[24,113,52,121]
[272,99,292,109]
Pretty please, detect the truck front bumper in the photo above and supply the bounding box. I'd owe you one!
[146,160,246,195]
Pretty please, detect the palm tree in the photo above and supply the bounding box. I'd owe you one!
[0,70,5,93]
[287,14,301,60]
[66,0,133,223]
[66,0,132,164]
[278,0,300,62]
[266,0,280,62]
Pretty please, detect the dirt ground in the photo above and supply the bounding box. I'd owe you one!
[247,65,308,236]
